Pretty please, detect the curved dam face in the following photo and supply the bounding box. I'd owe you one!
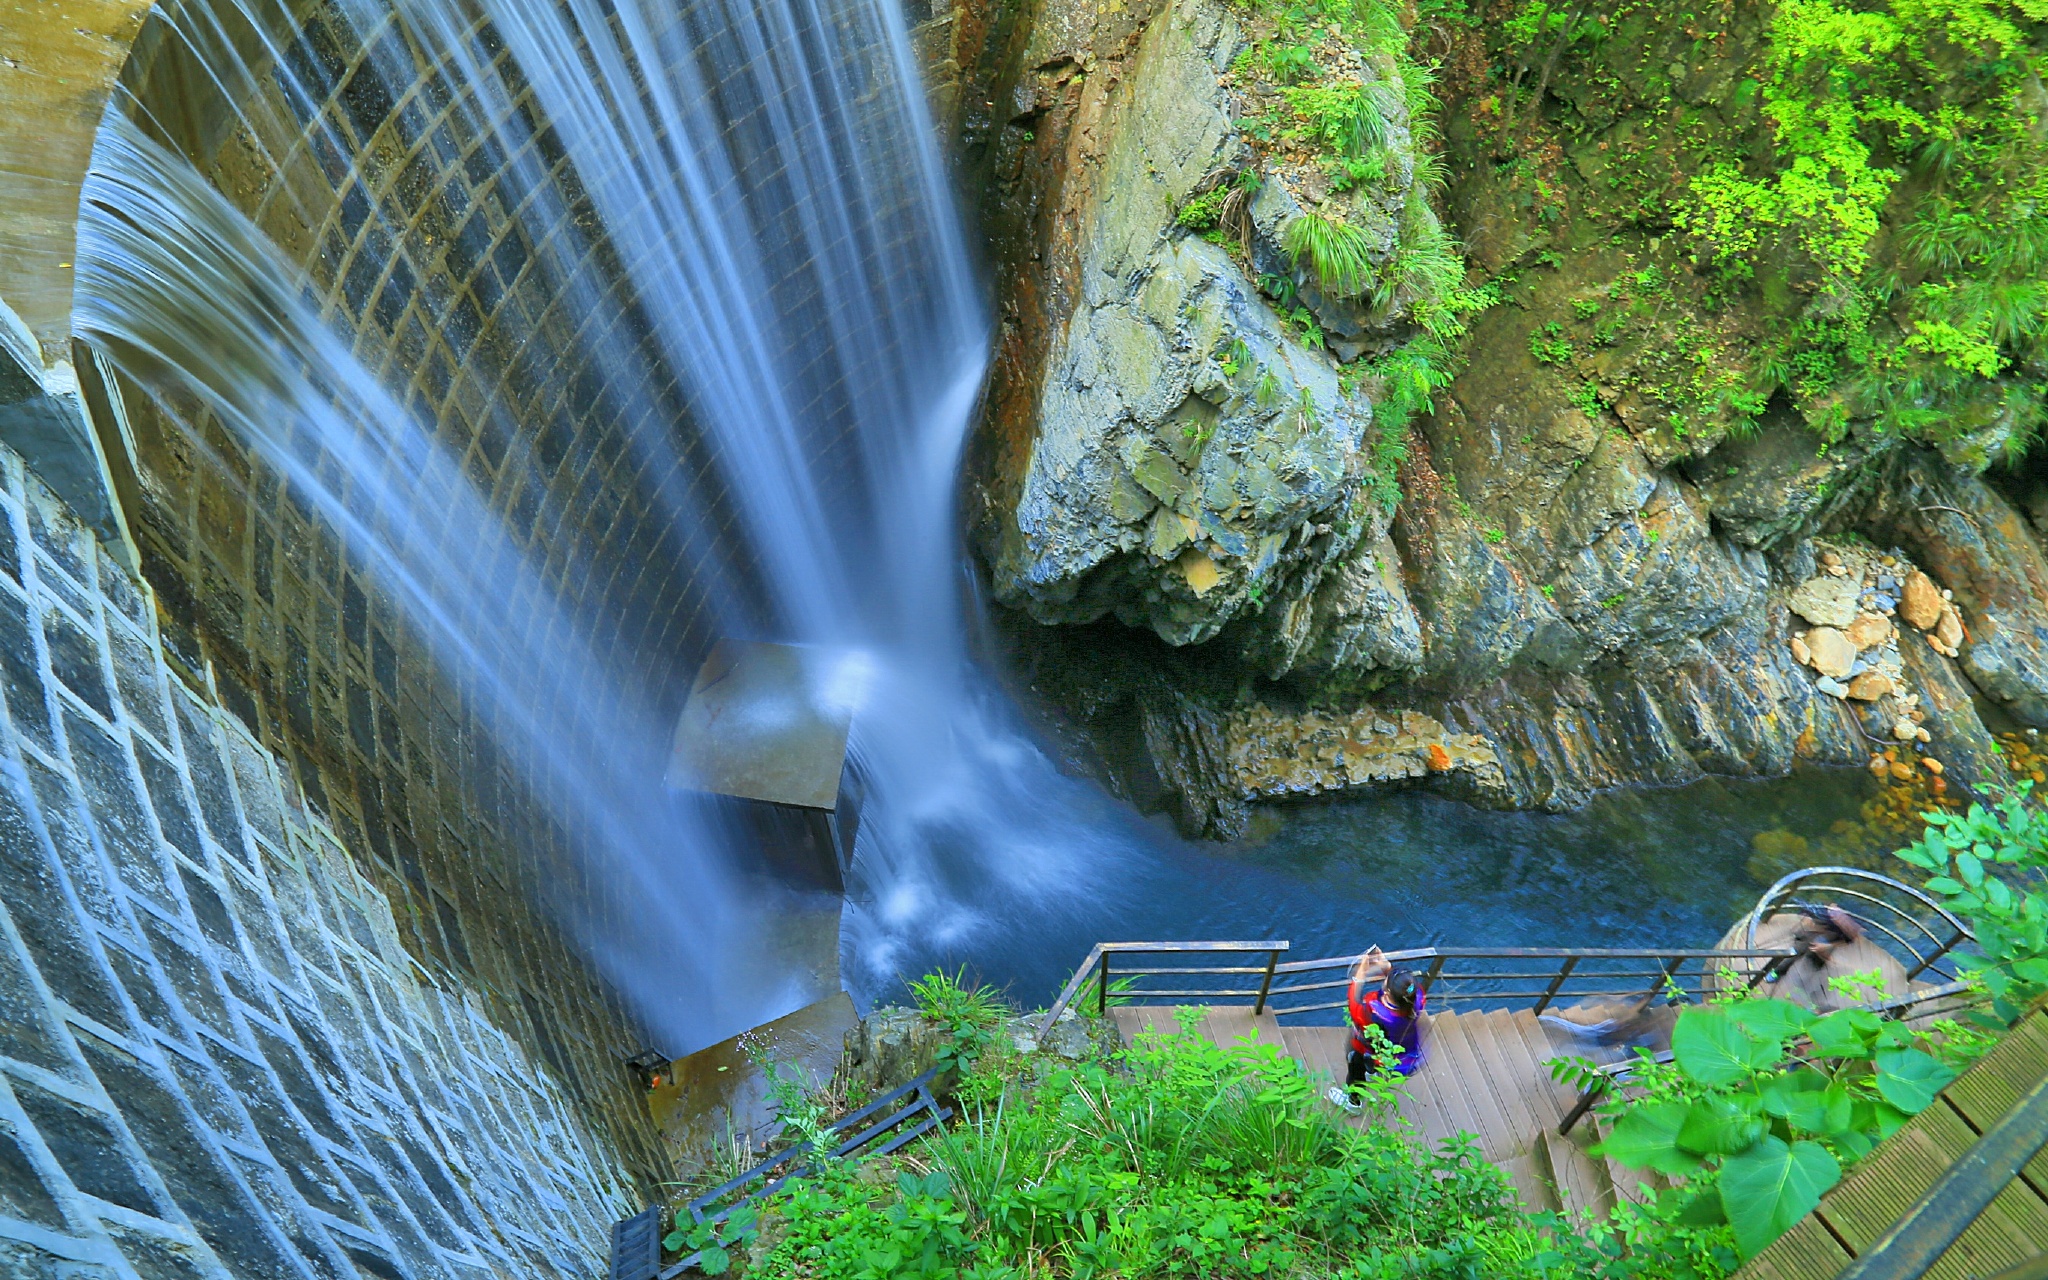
[0,0,985,1272]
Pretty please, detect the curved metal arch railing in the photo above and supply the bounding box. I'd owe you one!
[1742,865,1977,985]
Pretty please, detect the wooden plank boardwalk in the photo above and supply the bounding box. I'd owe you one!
[1110,1003,2048,1278]
[1110,1004,1632,1215]
[1737,1007,2048,1280]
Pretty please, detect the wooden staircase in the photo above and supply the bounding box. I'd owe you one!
[1109,1003,1643,1217]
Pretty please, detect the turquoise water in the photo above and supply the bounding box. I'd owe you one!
[861,764,1885,1012]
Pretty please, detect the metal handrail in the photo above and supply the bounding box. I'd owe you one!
[1041,940,1803,1031]
[1744,867,1976,983]
[1041,941,1289,1029]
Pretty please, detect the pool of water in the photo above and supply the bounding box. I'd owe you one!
[850,764,1886,1014]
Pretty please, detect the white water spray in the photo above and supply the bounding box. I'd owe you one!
[77,0,1112,1047]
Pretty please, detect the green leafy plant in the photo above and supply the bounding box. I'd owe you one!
[1254,368,1283,407]
[1295,385,1320,431]
[1894,783,2048,1022]
[1217,336,1252,377]
[1530,321,1576,365]
[1575,983,1990,1261]
[1324,149,1389,192]
[1665,0,2048,459]
[751,1017,1545,1279]
[1380,225,1467,312]
[1263,41,1319,83]
[912,969,1007,1079]
[662,1204,759,1276]
[750,1051,835,1153]
[1175,187,1229,232]
[1289,305,1327,350]
[1281,81,1388,157]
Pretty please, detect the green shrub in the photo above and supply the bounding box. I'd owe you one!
[1894,783,2048,1023]
[1667,0,2048,459]
[1281,81,1388,157]
[1175,188,1230,232]
[912,969,1008,1078]
[749,1013,1554,1278]
[1559,985,1992,1267]
[1282,211,1376,298]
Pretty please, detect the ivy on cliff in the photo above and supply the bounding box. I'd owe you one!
[1682,0,2048,456]
[1467,0,2048,464]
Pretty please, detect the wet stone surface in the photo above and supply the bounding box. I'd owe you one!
[0,444,634,1279]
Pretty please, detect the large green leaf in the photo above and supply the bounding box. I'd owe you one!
[1816,1082,1857,1138]
[1874,1048,1956,1114]
[1677,1095,1767,1156]
[1730,999,1816,1045]
[1592,1100,1704,1176]
[1719,1137,1841,1258]
[1807,1009,1879,1059]
[1759,1071,1826,1128]
[1674,1189,1730,1226]
[1673,1007,1777,1086]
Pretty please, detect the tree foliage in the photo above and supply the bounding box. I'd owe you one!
[1673,0,2048,459]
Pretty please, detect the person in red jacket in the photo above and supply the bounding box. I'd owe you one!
[1327,946,1426,1113]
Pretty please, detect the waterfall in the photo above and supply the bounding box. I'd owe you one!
[76,112,793,1047]
[75,0,1108,1048]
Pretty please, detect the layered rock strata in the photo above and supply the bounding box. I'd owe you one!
[929,0,2048,834]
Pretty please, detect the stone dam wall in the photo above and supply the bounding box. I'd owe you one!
[0,0,842,1269]
[0,437,634,1280]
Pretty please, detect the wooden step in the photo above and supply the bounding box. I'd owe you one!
[1423,1010,1524,1163]
[1500,1150,1558,1214]
[1540,1128,1615,1221]
[1586,1115,1659,1207]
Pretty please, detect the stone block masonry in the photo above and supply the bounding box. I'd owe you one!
[0,438,636,1279]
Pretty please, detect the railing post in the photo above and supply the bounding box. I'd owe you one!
[1097,949,1110,1016]
[1253,948,1279,1016]
[1906,929,1965,981]
[1558,1077,1607,1136]
[1639,954,1685,1004]
[1746,949,1798,991]
[1533,955,1579,1015]
[1419,953,1447,1001]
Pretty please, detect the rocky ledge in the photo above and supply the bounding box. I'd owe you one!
[929,0,2048,835]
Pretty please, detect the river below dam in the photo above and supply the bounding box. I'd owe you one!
[854,762,1889,1015]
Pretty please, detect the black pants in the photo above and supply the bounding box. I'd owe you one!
[1346,1049,1368,1088]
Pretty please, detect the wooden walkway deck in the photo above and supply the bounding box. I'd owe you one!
[1114,1003,2048,1280]
[1737,1007,2048,1280]
[1110,1004,1638,1216]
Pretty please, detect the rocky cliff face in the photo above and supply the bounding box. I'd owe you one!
[925,0,2048,836]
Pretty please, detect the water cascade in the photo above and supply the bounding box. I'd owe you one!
[73,0,1106,1051]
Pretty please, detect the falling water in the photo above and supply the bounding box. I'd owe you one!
[76,112,795,1047]
[75,0,1109,1048]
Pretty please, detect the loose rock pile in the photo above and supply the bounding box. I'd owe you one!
[1784,542,1967,754]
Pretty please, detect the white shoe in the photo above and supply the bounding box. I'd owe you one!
[1325,1085,1363,1114]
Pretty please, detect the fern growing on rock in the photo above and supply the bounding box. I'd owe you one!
[1282,210,1375,298]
